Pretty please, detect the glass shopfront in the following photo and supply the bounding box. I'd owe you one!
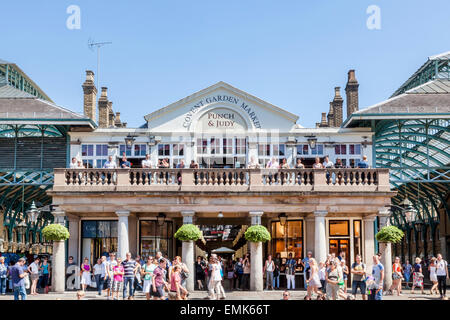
[81,220,118,264]
[139,220,173,260]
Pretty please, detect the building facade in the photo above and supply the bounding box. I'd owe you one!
[49,71,393,290]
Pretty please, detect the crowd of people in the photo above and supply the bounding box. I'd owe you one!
[0,256,52,300]
[69,153,371,170]
[3,249,448,301]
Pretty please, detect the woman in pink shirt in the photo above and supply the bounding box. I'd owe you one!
[112,257,124,300]
[170,265,188,300]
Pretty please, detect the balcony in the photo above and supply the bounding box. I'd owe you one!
[53,168,391,193]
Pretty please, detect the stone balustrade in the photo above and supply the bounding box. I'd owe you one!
[53,168,390,192]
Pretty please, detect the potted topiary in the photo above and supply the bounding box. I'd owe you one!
[174,224,203,292]
[42,224,70,293]
[244,225,271,291]
[244,225,271,243]
[174,224,202,242]
[376,225,404,291]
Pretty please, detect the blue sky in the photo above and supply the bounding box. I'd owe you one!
[1,0,449,128]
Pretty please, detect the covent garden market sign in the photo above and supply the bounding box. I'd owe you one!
[182,94,262,130]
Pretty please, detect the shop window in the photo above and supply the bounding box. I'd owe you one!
[119,144,132,157]
[311,144,323,155]
[329,220,349,236]
[140,220,173,260]
[158,144,170,157]
[235,138,246,155]
[271,220,303,260]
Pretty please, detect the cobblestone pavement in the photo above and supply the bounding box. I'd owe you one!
[0,288,445,300]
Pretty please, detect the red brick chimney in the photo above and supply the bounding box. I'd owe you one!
[82,70,97,122]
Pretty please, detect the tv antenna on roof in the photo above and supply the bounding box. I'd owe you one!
[88,38,112,90]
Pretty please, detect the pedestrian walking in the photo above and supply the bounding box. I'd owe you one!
[403,260,412,288]
[350,254,367,300]
[264,255,275,290]
[234,257,244,290]
[341,259,349,293]
[93,258,104,296]
[428,257,439,296]
[122,252,137,300]
[105,253,117,299]
[152,259,168,300]
[111,257,124,300]
[80,258,92,291]
[208,256,226,300]
[388,257,403,296]
[318,262,326,294]
[436,253,448,300]
[195,256,206,290]
[306,258,321,298]
[142,256,157,300]
[285,253,297,290]
[326,261,339,300]
[0,257,7,295]
[301,251,312,289]
[368,255,384,300]
[169,265,189,300]
[411,257,425,295]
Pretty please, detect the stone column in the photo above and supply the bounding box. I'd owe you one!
[249,211,264,291]
[66,214,80,264]
[51,210,66,293]
[314,211,328,264]
[181,211,195,292]
[116,210,130,259]
[378,209,392,291]
[363,215,376,272]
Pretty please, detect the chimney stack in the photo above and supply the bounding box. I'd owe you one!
[98,87,109,128]
[320,112,328,127]
[332,87,344,126]
[82,70,97,122]
[346,69,359,118]
[327,102,335,127]
[108,101,115,127]
[115,112,122,127]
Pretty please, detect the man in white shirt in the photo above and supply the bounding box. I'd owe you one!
[69,157,78,169]
[103,155,117,169]
[323,156,334,168]
[102,155,117,184]
[142,154,152,169]
[436,253,448,300]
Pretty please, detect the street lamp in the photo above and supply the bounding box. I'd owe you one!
[124,134,136,147]
[27,201,40,225]
[156,213,166,227]
[305,136,317,149]
[278,213,287,227]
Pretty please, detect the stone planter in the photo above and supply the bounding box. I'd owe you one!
[378,242,392,291]
[250,241,263,291]
[51,240,66,293]
[181,240,195,292]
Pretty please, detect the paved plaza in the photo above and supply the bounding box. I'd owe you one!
[0,288,444,301]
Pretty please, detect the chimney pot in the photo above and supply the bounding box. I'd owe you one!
[101,87,108,97]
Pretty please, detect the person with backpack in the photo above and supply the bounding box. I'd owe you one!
[351,254,367,300]
[234,258,244,290]
[264,255,275,290]
[368,255,384,300]
[272,253,281,290]
[285,253,297,290]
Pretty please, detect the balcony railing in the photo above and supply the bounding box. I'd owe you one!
[53,168,390,193]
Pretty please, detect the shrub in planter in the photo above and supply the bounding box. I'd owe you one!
[375,226,404,244]
[245,225,271,243]
[42,224,70,241]
[174,224,202,242]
